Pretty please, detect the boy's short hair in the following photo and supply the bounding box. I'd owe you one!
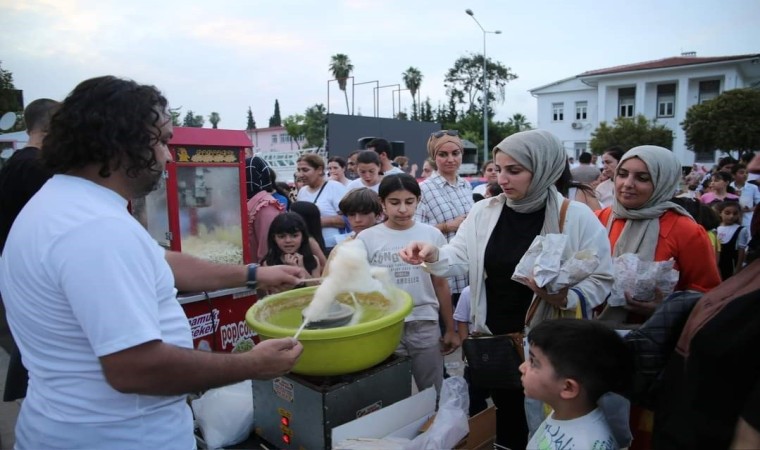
[528,319,633,403]
[731,163,747,176]
[366,138,391,157]
[339,187,382,216]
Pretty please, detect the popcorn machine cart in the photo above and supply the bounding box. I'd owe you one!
[131,127,258,352]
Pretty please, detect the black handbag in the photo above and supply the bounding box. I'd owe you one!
[462,333,525,390]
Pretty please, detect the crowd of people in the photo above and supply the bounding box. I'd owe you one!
[0,74,759,450]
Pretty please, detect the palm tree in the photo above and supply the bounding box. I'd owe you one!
[208,112,220,129]
[329,54,354,114]
[508,113,531,132]
[402,67,423,120]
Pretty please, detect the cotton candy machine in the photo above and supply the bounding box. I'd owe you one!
[245,285,412,376]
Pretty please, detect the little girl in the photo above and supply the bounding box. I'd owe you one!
[262,212,322,280]
[716,201,750,280]
[357,174,460,393]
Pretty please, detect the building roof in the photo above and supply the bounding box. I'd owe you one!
[169,127,252,147]
[579,53,760,77]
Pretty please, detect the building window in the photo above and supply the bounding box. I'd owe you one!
[280,133,288,143]
[699,80,720,104]
[618,87,635,118]
[575,101,588,120]
[657,84,676,117]
[552,103,564,121]
[272,134,278,144]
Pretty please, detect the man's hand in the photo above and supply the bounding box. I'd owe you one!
[245,338,303,379]
[257,265,308,290]
[399,241,439,265]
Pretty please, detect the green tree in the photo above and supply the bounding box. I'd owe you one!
[246,107,256,130]
[303,103,326,149]
[590,115,673,154]
[282,114,305,149]
[444,53,517,116]
[681,88,760,161]
[402,66,423,121]
[329,53,354,114]
[208,112,220,129]
[182,110,204,128]
[269,99,281,127]
[507,113,532,132]
[169,108,181,126]
[420,97,434,122]
[0,61,14,90]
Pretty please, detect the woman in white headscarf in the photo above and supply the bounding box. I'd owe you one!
[400,130,613,450]
[596,145,721,323]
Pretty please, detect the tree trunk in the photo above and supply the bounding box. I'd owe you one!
[343,89,350,115]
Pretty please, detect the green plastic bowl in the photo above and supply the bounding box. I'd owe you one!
[246,286,412,376]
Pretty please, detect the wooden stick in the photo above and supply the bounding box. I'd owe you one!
[299,277,324,283]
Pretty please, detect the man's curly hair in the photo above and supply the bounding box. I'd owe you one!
[42,76,169,179]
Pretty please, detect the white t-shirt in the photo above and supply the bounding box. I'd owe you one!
[358,222,447,321]
[383,166,404,175]
[346,177,380,193]
[527,408,617,450]
[297,179,347,247]
[0,175,194,449]
[472,183,487,197]
[733,181,760,228]
[453,285,471,328]
[717,223,751,249]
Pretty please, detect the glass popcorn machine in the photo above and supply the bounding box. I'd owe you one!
[133,127,253,265]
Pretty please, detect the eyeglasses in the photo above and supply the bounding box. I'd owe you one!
[431,130,459,139]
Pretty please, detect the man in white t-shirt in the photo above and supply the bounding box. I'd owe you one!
[0,76,306,449]
[366,138,404,175]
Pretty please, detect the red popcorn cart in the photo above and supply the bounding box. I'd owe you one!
[131,127,259,352]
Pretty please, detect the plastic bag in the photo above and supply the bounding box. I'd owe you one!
[403,377,469,450]
[191,380,253,449]
[512,234,599,294]
[609,254,679,306]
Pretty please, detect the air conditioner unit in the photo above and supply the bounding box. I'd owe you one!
[571,121,583,129]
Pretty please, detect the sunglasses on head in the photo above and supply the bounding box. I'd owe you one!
[431,130,459,138]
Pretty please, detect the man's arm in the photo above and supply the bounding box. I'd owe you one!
[165,250,307,292]
[100,338,303,395]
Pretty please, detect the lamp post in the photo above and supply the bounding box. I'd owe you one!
[353,80,379,117]
[465,9,501,164]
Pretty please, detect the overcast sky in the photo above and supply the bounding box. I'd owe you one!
[2,0,758,131]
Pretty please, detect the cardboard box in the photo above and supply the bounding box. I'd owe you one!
[456,406,496,450]
[332,388,497,450]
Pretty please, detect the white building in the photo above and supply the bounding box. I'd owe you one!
[530,53,760,165]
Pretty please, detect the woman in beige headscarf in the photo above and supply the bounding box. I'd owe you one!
[400,129,613,450]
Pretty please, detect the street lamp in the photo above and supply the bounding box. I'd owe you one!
[465,9,501,164]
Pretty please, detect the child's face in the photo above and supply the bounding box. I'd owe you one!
[346,212,378,234]
[734,168,747,184]
[274,231,303,254]
[720,205,741,225]
[519,345,564,404]
[357,163,381,185]
[382,190,418,230]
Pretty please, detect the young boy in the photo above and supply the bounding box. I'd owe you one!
[324,187,383,274]
[520,319,632,450]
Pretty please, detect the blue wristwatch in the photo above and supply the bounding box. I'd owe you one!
[246,264,258,290]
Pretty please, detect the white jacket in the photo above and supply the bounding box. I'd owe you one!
[426,192,613,334]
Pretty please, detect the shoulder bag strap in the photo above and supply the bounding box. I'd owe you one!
[312,180,328,204]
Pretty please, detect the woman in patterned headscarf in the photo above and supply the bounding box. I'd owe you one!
[245,156,284,263]
[401,129,613,450]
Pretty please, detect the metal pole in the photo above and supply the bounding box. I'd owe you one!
[352,78,355,115]
[327,79,331,115]
[483,31,488,162]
